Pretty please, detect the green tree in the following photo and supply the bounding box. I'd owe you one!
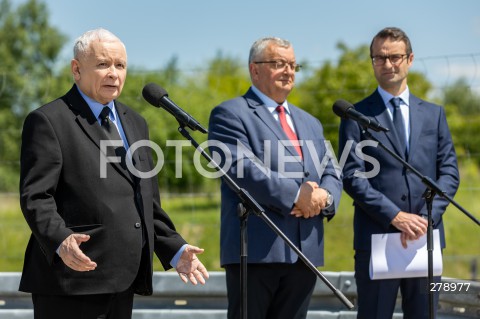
[0,0,67,191]
[444,78,480,116]
[442,78,480,164]
[119,62,186,193]
[297,43,375,150]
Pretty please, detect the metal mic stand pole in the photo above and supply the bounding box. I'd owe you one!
[237,202,248,319]
[423,188,435,319]
[177,125,355,319]
[362,128,479,319]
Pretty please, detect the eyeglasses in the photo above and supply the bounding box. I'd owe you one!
[371,54,409,66]
[253,60,302,72]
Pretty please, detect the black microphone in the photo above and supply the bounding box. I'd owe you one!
[332,99,389,132]
[142,83,208,134]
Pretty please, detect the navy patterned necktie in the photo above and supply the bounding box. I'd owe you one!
[100,106,123,144]
[390,97,407,156]
[99,106,127,169]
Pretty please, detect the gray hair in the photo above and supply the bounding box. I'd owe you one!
[248,37,292,64]
[73,28,125,59]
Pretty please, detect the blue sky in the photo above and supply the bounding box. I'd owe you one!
[12,0,480,92]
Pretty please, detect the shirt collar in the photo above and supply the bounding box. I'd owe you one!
[76,86,117,122]
[377,85,410,107]
[251,85,291,115]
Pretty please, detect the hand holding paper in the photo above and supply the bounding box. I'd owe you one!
[370,229,442,280]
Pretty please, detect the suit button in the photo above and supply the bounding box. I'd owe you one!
[134,222,141,228]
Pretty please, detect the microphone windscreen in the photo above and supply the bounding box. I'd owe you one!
[142,83,168,107]
[332,99,354,118]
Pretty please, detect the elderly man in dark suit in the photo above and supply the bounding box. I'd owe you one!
[19,28,208,319]
[339,27,459,319]
[208,37,342,319]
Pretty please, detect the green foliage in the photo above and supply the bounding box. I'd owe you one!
[442,79,480,165]
[405,71,432,100]
[1,0,479,200]
[0,0,67,116]
[118,53,250,192]
[0,195,28,271]
[203,50,251,100]
[0,0,67,191]
[444,78,480,116]
[297,43,375,150]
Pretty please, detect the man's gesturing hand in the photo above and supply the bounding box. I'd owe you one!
[176,245,209,285]
[58,233,97,271]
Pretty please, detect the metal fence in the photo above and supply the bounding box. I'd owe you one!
[0,272,479,318]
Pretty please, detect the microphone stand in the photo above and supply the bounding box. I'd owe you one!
[361,128,479,319]
[176,125,355,319]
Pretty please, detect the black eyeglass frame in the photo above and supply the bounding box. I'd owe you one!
[253,60,303,72]
[371,54,410,66]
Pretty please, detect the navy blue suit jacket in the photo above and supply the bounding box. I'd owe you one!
[339,90,459,251]
[208,88,342,267]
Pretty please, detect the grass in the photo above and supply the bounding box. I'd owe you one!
[1,162,479,280]
[0,195,29,271]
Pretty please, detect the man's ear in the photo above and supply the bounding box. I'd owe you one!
[249,63,259,80]
[71,59,81,79]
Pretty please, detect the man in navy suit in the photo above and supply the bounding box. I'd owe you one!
[339,27,459,318]
[208,37,342,319]
[19,28,208,319]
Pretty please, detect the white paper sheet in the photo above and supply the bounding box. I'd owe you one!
[369,229,442,280]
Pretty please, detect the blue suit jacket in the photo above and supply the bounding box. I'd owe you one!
[208,88,342,267]
[339,90,459,251]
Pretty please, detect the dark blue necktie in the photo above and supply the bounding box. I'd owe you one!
[99,106,128,169]
[100,106,123,142]
[390,97,407,156]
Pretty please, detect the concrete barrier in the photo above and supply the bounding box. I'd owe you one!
[0,272,478,318]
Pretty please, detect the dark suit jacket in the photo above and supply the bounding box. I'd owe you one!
[339,90,459,251]
[19,85,187,296]
[208,88,342,267]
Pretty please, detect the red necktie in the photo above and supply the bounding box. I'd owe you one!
[276,105,302,158]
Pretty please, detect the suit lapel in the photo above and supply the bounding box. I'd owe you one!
[407,95,424,158]
[115,102,143,169]
[64,85,105,151]
[245,89,303,162]
[64,85,134,184]
[245,91,284,140]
